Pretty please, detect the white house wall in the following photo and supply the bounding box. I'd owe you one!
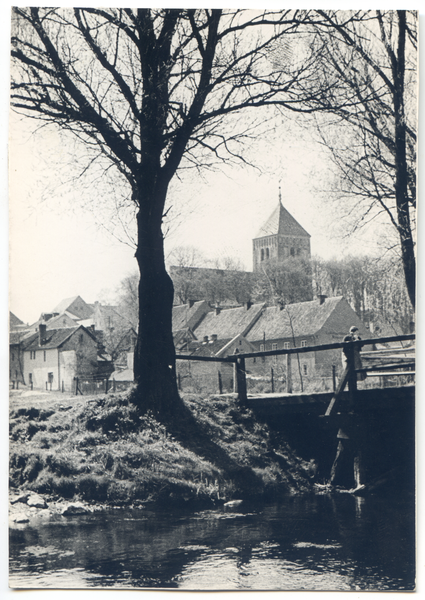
[60,350,77,391]
[24,347,59,390]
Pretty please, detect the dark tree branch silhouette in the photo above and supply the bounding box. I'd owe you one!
[11,8,327,417]
[292,10,417,308]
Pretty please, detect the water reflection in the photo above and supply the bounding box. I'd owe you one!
[9,492,415,590]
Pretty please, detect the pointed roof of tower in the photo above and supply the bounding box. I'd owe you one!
[254,198,310,239]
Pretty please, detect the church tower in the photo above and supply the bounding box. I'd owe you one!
[252,192,311,272]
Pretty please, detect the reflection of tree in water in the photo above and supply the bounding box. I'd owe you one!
[330,493,415,587]
[10,495,415,589]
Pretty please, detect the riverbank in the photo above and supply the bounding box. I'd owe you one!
[10,389,316,523]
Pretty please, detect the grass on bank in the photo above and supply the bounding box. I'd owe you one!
[9,392,313,508]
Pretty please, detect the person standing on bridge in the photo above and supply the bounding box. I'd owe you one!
[342,326,366,382]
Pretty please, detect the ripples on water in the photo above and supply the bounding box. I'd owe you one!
[9,492,415,591]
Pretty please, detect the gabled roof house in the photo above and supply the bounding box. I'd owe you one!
[21,324,99,391]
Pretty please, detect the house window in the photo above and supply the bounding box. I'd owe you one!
[284,342,290,349]
[272,343,278,363]
[12,352,15,361]
[44,350,46,362]
[266,248,270,259]
[260,344,264,352]
[28,373,33,384]
[260,249,264,261]
[30,350,36,360]
[79,334,84,344]
[290,247,295,256]
[303,364,308,375]
[301,340,306,347]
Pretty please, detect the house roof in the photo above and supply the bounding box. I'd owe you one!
[172,300,210,332]
[10,331,25,345]
[193,303,265,341]
[22,325,97,351]
[51,296,94,320]
[246,296,345,342]
[188,338,230,357]
[254,200,310,239]
[9,312,25,330]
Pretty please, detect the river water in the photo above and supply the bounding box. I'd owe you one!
[9,492,415,591]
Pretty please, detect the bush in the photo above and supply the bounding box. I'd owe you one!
[22,454,44,483]
[32,472,76,498]
[77,474,109,501]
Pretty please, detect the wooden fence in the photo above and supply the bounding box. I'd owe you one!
[176,334,415,403]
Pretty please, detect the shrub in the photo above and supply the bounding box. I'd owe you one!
[77,474,109,501]
[22,454,44,482]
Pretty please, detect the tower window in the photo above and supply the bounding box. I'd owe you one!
[261,249,264,261]
[266,248,270,259]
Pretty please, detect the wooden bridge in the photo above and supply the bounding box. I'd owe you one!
[176,333,415,411]
[177,334,415,490]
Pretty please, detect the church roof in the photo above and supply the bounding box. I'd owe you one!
[254,200,310,239]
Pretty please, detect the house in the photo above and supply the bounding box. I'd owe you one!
[9,331,26,386]
[109,351,135,389]
[189,302,266,345]
[21,324,99,391]
[27,311,79,333]
[245,295,370,383]
[176,295,370,392]
[175,302,265,392]
[51,295,94,320]
[9,312,27,332]
[181,332,257,390]
[172,300,210,350]
[9,313,29,386]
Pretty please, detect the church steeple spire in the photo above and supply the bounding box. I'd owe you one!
[252,190,311,272]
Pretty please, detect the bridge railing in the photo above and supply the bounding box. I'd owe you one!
[176,334,415,402]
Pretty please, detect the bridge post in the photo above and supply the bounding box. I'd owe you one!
[346,345,358,408]
[217,370,223,394]
[286,354,292,393]
[233,357,247,403]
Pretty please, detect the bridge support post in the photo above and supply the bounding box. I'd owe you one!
[233,357,247,404]
[286,354,292,393]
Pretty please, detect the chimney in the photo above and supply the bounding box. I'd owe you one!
[188,299,194,309]
[317,294,327,305]
[39,323,47,346]
[203,336,209,344]
[245,301,253,310]
[210,334,218,343]
[215,306,221,316]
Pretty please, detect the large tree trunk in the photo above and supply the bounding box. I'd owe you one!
[394,11,416,310]
[132,184,182,416]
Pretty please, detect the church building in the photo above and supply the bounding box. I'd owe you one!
[252,193,311,272]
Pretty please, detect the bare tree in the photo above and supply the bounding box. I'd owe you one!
[294,10,417,308]
[11,8,324,416]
